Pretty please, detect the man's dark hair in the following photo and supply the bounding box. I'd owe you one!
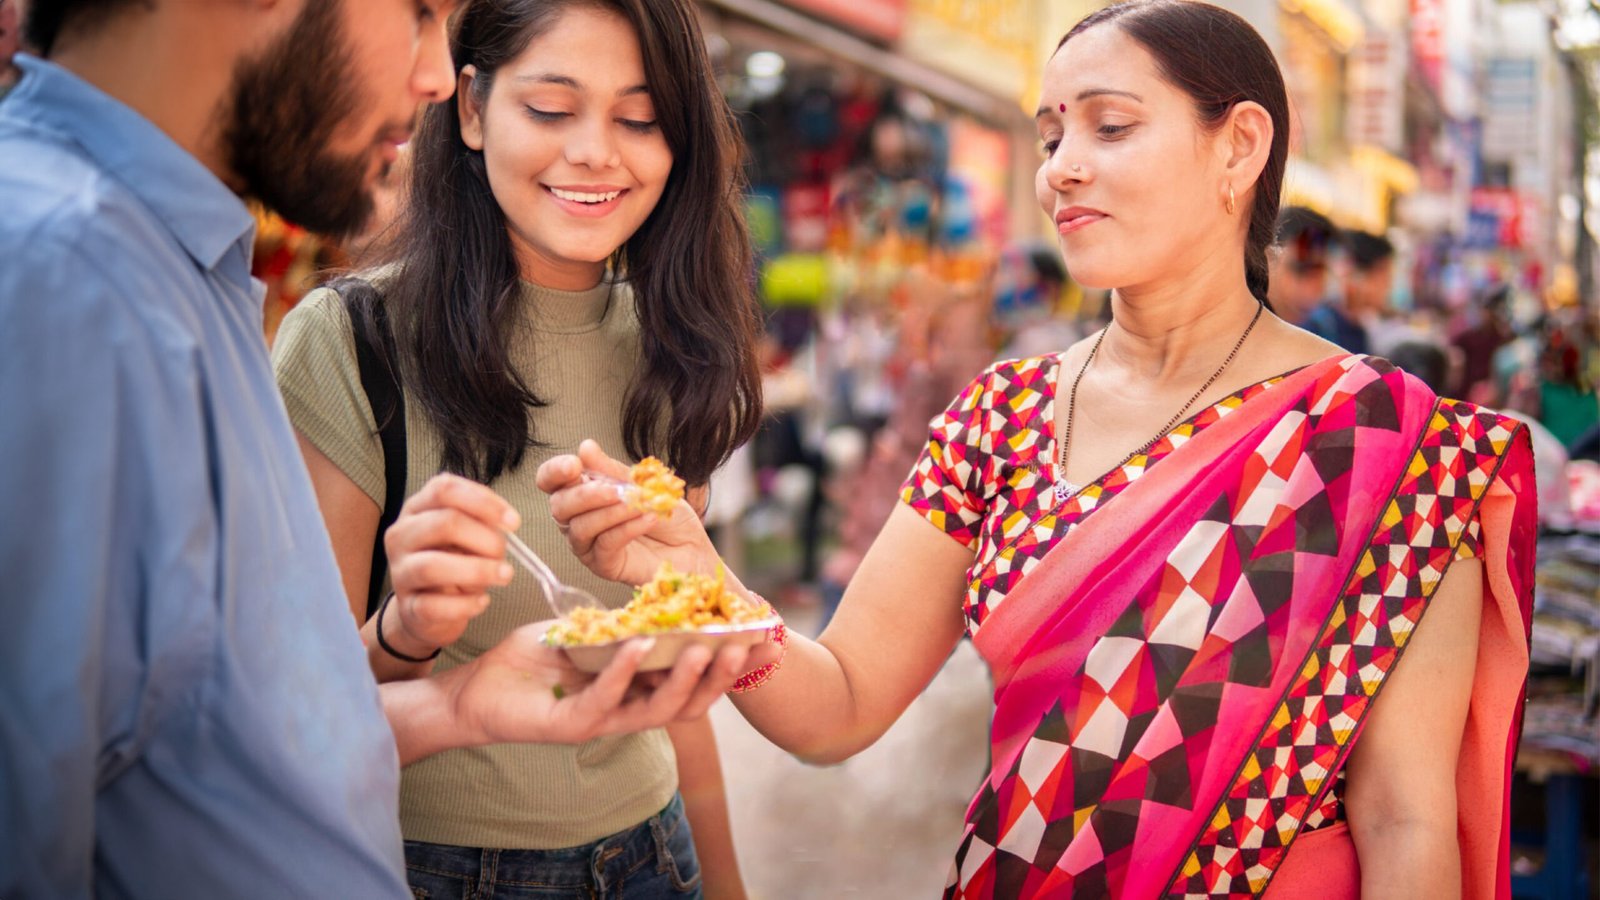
[1481,282,1512,312]
[1343,230,1395,272]
[24,0,149,56]
[1276,206,1335,247]
[1026,246,1068,288]
[1275,205,1340,273]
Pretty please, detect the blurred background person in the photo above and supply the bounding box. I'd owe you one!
[1266,205,1339,326]
[1306,228,1394,354]
[831,109,941,259]
[1529,320,1600,452]
[1451,283,1515,404]
[1386,340,1450,395]
[994,239,1081,360]
[1391,339,1577,530]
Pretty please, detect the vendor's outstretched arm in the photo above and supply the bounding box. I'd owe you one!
[729,506,970,763]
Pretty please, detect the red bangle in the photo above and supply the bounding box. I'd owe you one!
[729,619,787,694]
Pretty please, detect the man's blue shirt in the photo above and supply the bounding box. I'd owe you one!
[0,56,408,898]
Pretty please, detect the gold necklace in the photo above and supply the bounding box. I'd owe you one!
[1053,301,1264,503]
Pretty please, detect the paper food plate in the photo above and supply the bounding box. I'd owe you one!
[545,615,782,674]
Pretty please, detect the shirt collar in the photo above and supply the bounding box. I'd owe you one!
[9,55,255,274]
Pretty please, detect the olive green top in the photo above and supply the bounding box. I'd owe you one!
[272,276,676,849]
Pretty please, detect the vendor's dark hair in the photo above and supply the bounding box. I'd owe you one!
[24,0,149,55]
[1343,230,1395,271]
[385,0,762,486]
[1059,0,1290,305]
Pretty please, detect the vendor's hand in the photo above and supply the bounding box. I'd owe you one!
[450,621,761,745]
[382,473,517,654]
[536,440,719,586]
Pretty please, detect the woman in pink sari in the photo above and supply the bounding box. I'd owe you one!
[539,2,1538,896]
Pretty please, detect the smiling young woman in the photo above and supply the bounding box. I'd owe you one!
[539,2,1540,898]
[270,0,762,897]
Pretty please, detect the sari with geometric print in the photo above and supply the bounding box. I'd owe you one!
[915,355,1536,899]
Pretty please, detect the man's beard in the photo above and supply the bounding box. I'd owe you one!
[223,0,377,238]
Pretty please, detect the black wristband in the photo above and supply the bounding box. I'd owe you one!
[375,591,442,663]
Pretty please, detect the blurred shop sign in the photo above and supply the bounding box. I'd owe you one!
[1346,29,1403,153]
[946,118,1011,249]
[1482,57,1538,163]
[1396,189,1458,233]
[785,0,907,41]
[1410,0,1444,91]
[899,0,1041,104]
[1467,187,1532,250]
[1280,0,1363,51]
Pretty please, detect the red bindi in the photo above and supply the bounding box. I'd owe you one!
[1059,102,1066,112]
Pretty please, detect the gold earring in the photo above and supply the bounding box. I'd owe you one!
[1226,185,1237,215]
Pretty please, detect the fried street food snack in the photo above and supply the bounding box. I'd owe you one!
[545,562,769,646]
[627,456,685,515]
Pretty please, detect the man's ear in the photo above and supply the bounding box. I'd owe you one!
[458,65,485,151]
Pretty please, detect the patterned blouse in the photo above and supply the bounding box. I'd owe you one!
[900,355,1483,641]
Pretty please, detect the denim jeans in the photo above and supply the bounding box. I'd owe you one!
[403,794,702,899]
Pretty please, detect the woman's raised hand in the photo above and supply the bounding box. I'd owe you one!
[382,473,517,655]
[536,440,719,586]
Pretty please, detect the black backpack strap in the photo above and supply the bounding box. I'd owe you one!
[331,277,407,621]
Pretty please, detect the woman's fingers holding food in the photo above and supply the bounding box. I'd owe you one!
[389,548,512,597]
[386,505,508,562]
[547,478,636,530]
[566,504,655,559]
[405,472,521,531]
[535,454,585,494]
[395,591,492,645]
[577,439,633,482]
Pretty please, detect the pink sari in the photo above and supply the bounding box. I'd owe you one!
[946,356,1537,899]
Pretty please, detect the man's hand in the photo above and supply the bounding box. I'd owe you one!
[387,622,780,764]
[455,623,763,745]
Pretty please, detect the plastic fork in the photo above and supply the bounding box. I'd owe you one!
[502,529,603,618]
[581,470,679,515]
[581,470,636,502]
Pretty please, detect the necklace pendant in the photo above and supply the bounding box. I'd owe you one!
[1054,478,1081,503]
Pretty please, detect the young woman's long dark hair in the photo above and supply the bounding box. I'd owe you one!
[1060,0,1290,306]
[384,0,762,486]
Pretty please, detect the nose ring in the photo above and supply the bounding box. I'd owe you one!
[1071,164,1083,173]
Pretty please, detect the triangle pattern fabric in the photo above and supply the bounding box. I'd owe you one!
[1167,400,1513,898]
[939,356,1522,900]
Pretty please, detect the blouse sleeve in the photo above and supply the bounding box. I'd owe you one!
[899,364,1004,551]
